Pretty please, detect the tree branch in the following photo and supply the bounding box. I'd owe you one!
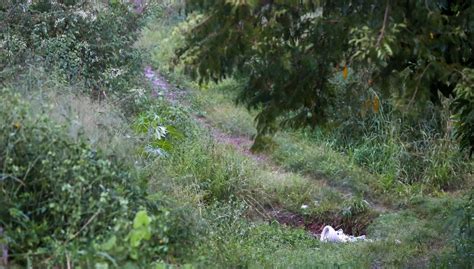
[408,62,432,107]
[376,1,390,47]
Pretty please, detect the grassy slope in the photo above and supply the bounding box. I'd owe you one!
[3,5,470,269]
[5,69,466,268]
[0,7,452,268]
[135,13,472,268]
[188,79,467,266]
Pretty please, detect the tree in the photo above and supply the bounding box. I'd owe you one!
[177,0,473,154]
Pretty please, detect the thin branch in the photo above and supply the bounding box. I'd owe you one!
[424,0,432,12]
[0,174,26,187]
[22,154,43,182]
[66,210,101,243]
[66,252,71,269]
[376,1,390,47]
[408,62,432,107]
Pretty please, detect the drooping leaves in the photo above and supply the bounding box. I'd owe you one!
[178,0,474,153]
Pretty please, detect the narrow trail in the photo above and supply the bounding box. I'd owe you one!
[145,66,270,164]
[144,66,389,235]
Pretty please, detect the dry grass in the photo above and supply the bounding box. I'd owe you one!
[48,93,129,148]
[12,67,136,159]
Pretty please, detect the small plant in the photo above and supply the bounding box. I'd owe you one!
[133,106,184,157]
[90,209,173,268]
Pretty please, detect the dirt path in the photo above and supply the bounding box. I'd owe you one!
[144,66,389,235]
[145,66,270,164]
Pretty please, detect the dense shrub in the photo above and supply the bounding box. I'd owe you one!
[0,90,196,267]
[1,0,144,97]
[452,190,474,268]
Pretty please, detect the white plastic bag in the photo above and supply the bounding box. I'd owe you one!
[320,225,370,243]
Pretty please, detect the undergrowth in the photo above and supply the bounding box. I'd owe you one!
[185,80,473,269]
[0,90,199,267]
[1,1,472,268]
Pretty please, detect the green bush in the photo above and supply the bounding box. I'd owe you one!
[2,0,144,96]
[0,90,196,267]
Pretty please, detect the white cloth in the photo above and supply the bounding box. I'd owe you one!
[320,225,369,243]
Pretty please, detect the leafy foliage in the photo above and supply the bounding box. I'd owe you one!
[178,0,474,153]
[454,190,474,267]
[133,105,186,157]
[452,68,474,157]
[1,0,144,96]
[0,90,194,267]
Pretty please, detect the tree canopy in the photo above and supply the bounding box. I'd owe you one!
[177,0,473,154]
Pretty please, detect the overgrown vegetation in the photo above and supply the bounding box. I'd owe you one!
[0,1,472,268]
[0,90,199,267]
[178,0,474,155]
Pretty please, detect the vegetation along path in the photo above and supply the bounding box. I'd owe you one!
[144,65,388,237]
[137,7,472,264]
[1,1,472,268]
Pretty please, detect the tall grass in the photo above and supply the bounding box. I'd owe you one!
[6,67,137,159]
[311,104,473,192]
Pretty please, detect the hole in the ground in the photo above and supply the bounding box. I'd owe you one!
[268,208,377,237]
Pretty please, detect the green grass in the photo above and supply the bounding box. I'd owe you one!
[189,72,472,200]
[189,78,389,203]
[192,204,455,268]
[193,79,257,138]
[173,54,472,267]
[2,4,469,267]
[194,218,373,268]
[137,77,462,268]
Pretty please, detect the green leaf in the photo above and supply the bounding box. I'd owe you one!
[155,263,167,269]
[133,210,151,229]
[101,235,117,251]
[95,263,109,269]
